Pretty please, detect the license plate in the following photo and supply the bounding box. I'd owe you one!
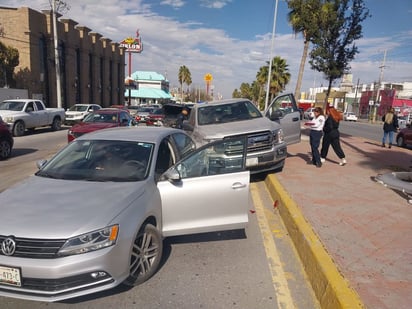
[246,157,258,166]
[0,265,22,287]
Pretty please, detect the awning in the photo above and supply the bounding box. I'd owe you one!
[124,88,172,99]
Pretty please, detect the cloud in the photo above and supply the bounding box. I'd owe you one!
[160,0,185,9]
[5,0,412,99]
[200,0,232,9]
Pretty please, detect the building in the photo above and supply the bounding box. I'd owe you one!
[0,6,125,109]
[125,71,172,105]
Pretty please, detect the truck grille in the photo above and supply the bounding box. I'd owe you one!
[226,131,273,154]
[0,235,66,259]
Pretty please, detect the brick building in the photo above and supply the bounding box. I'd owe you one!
[0,6,125,109]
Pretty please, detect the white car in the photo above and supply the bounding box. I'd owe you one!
[303,107,315,120]
[343,112,358,122]
[65,104,102,125]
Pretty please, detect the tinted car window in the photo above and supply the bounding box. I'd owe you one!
[171,132,196,158]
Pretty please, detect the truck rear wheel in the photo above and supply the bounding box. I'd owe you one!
[51,117,62,131]
[13,121,25,136]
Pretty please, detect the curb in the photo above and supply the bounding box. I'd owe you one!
[264,174,365,309]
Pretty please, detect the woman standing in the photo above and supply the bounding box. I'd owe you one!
[305,107,325,167]
[320,107,347,166]
[381,107,399,148]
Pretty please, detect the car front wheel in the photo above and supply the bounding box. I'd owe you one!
[13,121,25,136]
[0,137,12,159]
[123,223,163,286]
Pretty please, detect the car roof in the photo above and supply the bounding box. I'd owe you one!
[94,108,124,113]
[76,126,184,143]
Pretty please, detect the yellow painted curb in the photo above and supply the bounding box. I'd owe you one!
[265,174,364,309]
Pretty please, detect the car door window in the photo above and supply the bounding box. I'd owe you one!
[155,139,175,178]
[175,137,246,179]
[171,132,196,158]
[266,93,301,145]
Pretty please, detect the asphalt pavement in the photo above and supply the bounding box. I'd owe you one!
[264,127,412,309]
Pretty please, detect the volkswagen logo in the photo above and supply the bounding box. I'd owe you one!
[1,237,16,256]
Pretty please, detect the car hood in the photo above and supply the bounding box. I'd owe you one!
[0,110,24,117]
[195,117,279,139]
[0,176,146,238]
[70,122,118,133]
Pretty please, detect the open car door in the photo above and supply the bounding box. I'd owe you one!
[158,137,250,237]
[265,93,301,145]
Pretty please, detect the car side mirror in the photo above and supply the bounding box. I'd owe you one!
[269,110,283,120]
[162,167,181,182]
[36,159,48,170]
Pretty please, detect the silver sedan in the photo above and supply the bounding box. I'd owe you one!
[0,127,250,302]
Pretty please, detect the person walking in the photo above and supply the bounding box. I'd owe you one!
[304,107,325,167]
[175,108,188,129]
[381,107,399,148]
[320,106,347,166]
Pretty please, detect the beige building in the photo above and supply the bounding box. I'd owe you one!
[0,6,125,108]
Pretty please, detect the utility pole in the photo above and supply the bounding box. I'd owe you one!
[264,0,279,111]
[50,0,70,109]
[372,50,387,122]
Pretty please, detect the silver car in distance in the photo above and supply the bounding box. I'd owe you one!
[0,127,250,302]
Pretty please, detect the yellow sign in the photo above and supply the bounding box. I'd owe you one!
[204,73,213,83]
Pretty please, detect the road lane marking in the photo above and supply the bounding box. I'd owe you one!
[250,182,297,309]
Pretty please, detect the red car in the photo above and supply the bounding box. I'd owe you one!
[0,116,13,160]
[146,108,165,126]
[396,123,412,148]
[67,108,136,142]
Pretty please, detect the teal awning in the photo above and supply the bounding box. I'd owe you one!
[125,88,172,99]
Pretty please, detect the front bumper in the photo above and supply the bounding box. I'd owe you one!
[0,244,130,302]
[245,143,287,174]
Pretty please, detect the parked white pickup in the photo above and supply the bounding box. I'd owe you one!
[0,99,65,136]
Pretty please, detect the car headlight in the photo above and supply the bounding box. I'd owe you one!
[4,116,14,123]
[272,129,284,143]
[58,225,119,256]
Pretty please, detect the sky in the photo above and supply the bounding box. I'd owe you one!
[2,0,412,100]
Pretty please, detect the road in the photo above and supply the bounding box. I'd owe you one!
[0,127,320,309]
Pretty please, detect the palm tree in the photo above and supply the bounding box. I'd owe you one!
[268,56,291,102]
[287,0,322,99]
[178,65,192,103]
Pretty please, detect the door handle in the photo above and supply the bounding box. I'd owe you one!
[232,182,247,189]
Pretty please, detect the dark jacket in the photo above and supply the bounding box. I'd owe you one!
[323,116,339,134]
[382,114,398,132]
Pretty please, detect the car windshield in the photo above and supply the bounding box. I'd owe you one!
[0,101,25,111]
[139,107,154,113]
[151,108,164,115]
[69,105,89,112]
[36,140,154,182]
[83,112,118,123]
[197,101,262,125]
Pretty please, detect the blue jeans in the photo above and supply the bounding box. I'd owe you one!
[310,130,323,164]
[382,130,394,145]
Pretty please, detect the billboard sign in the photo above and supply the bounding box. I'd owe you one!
[119,30,143,53]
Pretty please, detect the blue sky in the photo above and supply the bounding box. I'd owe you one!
[4,0,412,99]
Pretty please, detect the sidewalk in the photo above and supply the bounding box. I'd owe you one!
[265,128,412,309]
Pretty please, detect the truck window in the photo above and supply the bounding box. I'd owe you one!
[35,101,45,110]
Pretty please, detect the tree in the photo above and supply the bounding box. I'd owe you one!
[178,65,192,103]
[267,56,291,103]
[309,0,369,107]
[287,0,323,100]
[0,41,19,88]
[254,56,290,110]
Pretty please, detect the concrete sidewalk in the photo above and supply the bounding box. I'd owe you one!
[265,129,412,309]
